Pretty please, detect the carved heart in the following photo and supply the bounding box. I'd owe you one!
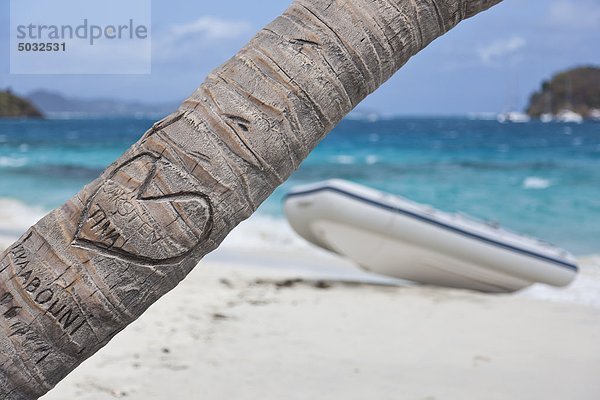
[73,153,213,265]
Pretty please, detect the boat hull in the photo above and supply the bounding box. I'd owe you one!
[284,181,578,293]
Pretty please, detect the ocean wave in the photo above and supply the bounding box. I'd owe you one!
[455,161,559,171]
[365,155,379,165]
[519,256,600,308]
[522,176,553,190]
[0,157,28,168]
[0,198,46,250]
[220,214,310,251]
[332,155,356,165]
[10,164,104,180]
[297,161,561,180]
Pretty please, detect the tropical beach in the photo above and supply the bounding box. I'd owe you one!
[0,117,599,399]
[2,0,600,398]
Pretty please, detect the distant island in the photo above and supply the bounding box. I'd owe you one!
[26,90,179,118]
[526,66,600,120]
[0,90,43,118]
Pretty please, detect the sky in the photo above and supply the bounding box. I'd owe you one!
[0,0,599,115]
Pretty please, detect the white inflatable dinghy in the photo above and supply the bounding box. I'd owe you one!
[284,180,578,293]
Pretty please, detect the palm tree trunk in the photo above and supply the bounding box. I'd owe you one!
[0,0,501,398]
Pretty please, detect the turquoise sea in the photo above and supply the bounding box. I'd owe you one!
[0,117,599,255]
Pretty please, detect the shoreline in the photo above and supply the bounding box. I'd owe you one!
[1,200,600,309]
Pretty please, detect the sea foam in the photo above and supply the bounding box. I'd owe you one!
[0,157,27,168]
[220,214,310,251]
[522,176,552,190]
[332,155,356,165]
[0,198,46,250]
[519,256,600,309]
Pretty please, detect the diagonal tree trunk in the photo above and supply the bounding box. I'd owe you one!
[0,0,501,398]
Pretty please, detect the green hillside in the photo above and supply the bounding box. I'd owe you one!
[526,66,600,118]
[0,90,44,118]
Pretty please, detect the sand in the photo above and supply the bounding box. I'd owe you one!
[1,207,598,399]
[30,247,599,400]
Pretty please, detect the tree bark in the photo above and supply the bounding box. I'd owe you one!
[0,0,501,398]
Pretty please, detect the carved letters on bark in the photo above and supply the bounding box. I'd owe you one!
[73,152,214,266]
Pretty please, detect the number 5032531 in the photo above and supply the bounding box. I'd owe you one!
[17,42,66,52]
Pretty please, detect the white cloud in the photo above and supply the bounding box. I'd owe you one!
[168,16,252,41]
[153,16,252,61]
[478,36,526,66]
[547,1,600,30]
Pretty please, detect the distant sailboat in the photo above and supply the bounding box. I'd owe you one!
[540,91,554,123]
[556,109,583,124]
[556,76,583,123]
[497,111,530,123]
[497,71,530,123]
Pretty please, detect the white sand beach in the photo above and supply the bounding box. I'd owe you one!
[1,210,599,399]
